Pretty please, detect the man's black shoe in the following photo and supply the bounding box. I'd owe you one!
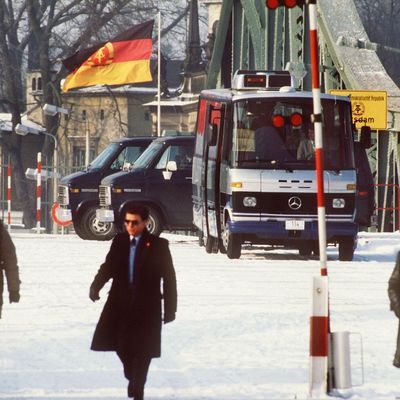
[393,359,400,368]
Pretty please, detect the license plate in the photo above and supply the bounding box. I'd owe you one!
[285,220,305,230]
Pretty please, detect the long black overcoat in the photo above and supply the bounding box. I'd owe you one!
[90,229,177,358]
[0,221,20,318]
[389,252,400,315]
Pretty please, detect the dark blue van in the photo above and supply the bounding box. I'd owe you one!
[96,135,195,235]
[58,136,153,240]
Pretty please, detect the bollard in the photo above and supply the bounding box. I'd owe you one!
[309,276,329,397]
[331,331,352,390]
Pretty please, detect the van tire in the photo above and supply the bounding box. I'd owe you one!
[299,245,312,256]
[81,207,116,241]
[73,221,88,240]
[205,237,218,253]
[147,207,162,236]
[223,221,241,259]
[338,237,355,261]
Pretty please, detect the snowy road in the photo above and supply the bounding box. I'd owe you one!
[1,232,400,399]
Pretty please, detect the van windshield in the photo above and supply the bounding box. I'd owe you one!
[88,143,119,170]
[132,142,164,170]
[231,98,354,170]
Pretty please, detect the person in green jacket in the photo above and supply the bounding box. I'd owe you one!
[388,251,400,367]
[0,221,20,319]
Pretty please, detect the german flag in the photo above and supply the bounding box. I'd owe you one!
[62,20,154,92]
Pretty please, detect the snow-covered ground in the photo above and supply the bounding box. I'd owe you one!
[1,231,400,399]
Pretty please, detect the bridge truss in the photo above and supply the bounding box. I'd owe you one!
[206,0,400,232]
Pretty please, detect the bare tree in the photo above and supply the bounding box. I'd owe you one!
[0,0,192,227]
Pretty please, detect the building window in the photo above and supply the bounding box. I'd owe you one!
[73,146,95,169]
[145,111,150,121]
[32,78,36,91]
[82,110,87,120]
[100,109,104,120]
[37,77,42,90]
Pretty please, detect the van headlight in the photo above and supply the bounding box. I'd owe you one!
[243,196,257,207]
[332,198,345,208]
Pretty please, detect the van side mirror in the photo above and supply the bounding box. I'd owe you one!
[162,160,177,180]
[360,125,372,149]
[166,160,177,172]
[208,123,218,146]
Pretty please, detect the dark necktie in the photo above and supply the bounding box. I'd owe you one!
[129,238,136,283]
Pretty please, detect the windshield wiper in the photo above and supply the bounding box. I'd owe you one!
[241,158,277,164]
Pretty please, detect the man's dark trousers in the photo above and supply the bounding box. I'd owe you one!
[117,350,151,398]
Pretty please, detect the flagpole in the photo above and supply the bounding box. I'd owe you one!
[157,10,161,137]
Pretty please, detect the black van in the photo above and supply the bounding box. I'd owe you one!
[96,135,195,235]
[58,136,153,240]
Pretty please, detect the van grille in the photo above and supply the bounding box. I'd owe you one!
[99,185,111,207]
[58,185,69,206]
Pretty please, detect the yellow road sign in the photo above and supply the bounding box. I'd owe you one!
[330,90,387,130]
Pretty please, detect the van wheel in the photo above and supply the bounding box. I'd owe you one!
[299,244,312,256]
[338,237,356,261]
[205,237,218,253]
[146,208,162,236]
[198,230,204,247]
[81,207,116,241]
[222,220,241,259]
[73,221,88,240]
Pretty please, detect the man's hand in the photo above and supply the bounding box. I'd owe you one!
[89,285,100,302]
[9,291,20,303]
[164,313,175,324]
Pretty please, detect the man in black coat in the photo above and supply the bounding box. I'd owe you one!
[89,205,177,399]
[0,220,20,319]
[388,251,400,367]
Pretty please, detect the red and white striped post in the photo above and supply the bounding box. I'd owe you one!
[7,161,11,231]
[36,152,42,234]
[308,0,330,396]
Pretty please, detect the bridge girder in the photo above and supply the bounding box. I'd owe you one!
[206,0,400,231]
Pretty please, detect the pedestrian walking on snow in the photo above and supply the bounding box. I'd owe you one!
[89,204,177,399]
[0,220,20,319]
[388,251,400,367]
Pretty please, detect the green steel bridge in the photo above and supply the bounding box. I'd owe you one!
[205,0,400,232]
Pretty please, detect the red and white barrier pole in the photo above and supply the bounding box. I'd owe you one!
[36,152,42,234]
[7,162,11,231]
[310,276,329,395]
[308,0,330,396]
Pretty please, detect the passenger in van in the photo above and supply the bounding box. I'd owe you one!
[252,115,289,162]
[297,126,315,160]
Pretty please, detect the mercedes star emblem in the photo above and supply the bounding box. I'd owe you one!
[288,196,302,210]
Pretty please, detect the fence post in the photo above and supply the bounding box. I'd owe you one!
[7,161,11,231]
[36,152,42,234]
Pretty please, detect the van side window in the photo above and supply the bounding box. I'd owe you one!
[155,144,193,170]
[110,145,147,170]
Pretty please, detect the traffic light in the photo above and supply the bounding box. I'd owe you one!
[266,0,306,9]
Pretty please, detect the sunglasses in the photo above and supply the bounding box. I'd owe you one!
[124,219,141,226]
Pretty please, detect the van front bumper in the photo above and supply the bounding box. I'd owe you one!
[228,219,358,243]
[96,208,115,222]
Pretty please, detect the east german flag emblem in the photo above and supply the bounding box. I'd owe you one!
[62,20,154,92]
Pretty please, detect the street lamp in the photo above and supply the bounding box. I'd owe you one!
[15,123,59,234]
[44,103,90,168]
